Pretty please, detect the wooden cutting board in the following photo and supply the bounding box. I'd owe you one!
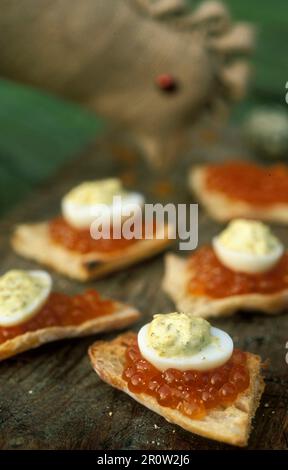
[0,128,287,450]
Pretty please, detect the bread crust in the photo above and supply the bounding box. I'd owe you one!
[0,304,139,361]
[163,253,288,318]
[189,166,288,223]
[88,332,265,447]
[11,222,172,281]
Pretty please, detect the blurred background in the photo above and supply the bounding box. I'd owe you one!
[0,0,287,216]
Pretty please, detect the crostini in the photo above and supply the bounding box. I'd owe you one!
[12,178,172,281]
[163,219,288,318]
[189,161,288,223]
[0,269,139,361]
[89,313,264,447]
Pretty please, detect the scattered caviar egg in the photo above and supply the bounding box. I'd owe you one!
[62,178,144,229]
[0,270,52,327]
[213,219,284,274]
[137,313,233,371]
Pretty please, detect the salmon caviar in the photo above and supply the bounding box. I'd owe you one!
[0,290,114,344]
[187,246,288,299]
[205,161,288,206]
[49,217,139,254]
[122,336,250,419]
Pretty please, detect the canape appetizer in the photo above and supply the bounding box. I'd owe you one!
[89,313,264,446]
[189,161,288,223]
[12,178,172,281]
[0,269,139,361]
[163,219,288,318]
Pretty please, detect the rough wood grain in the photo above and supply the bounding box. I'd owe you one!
[0,128,287,450]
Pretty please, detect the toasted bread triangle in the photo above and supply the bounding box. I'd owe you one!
[163,253,288,318]
[0,303,139,361]
[89,332,264,447]
[12,222,172,281]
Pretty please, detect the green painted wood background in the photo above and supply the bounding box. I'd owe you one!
[0,0,287,217]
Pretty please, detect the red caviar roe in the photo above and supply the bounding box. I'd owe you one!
[188,246,288,299]
[49,217,139,254]
[205,161,288,205]
[0,290,114,344]
[122,337,250,420]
